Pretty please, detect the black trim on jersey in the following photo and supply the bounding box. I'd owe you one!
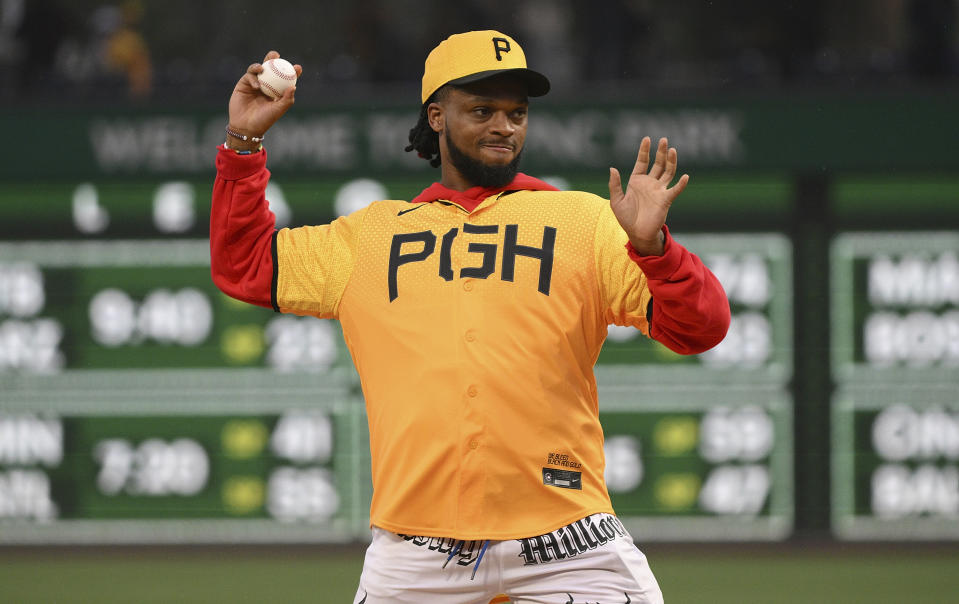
[397,204,427,216]
[270,230,280,312]
[436,200,469,214]
[646,297,654,329]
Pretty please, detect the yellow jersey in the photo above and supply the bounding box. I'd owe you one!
[211,147,730,540]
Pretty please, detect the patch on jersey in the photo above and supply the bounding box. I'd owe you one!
[542,468,581,490]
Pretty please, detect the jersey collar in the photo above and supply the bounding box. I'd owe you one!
[411,173,559,212]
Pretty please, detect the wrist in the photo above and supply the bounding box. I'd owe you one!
[225,125,264,152]
[628,230,665,256]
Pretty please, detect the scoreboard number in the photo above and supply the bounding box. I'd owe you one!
[267,467,340,522]
[94,438,209,497]
[89,287,212,347]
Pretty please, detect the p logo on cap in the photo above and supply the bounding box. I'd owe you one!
[492,37,511,61]
[421,30,550,104]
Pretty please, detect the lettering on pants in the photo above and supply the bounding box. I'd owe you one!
[516,515,628,565]
[397,534,480,567]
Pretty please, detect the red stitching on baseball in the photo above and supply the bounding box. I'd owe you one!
[261,80,283,98]
[269,60,296,81]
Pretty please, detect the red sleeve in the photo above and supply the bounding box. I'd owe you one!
[626,226,731,355]
[210,145,276,309]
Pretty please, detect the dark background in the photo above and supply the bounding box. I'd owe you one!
[1,0,956,105]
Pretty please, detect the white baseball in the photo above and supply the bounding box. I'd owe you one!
[257,58,297,100]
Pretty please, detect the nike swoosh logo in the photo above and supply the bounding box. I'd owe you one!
[397,205,426,216]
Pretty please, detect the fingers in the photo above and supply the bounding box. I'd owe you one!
[279,84,297,106]
[643,137,682,186]
[666,173,690,203]
[249,51,288,75]
[608,167,623,204]
[631,136,651,177]
[648,137,668,179]
[662,147,678,183]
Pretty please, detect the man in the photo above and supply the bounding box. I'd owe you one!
[211,31,729,604]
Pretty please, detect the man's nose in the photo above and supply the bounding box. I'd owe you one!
[488,111,515,136]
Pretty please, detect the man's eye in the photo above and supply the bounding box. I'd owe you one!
[473,107,490,116]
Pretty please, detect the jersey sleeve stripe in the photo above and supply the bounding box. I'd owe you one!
[270,230,280,312]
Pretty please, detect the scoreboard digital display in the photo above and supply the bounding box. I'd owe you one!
[830,232,959,540]
[0,372,361,543]
[832,385,959,540]
[831,232,959,382]
[598,233,792,382]
[0,240,353,373]
[1,380,792,543]
[598,382,792,541]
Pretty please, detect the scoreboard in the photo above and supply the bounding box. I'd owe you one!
[598,382,792,541]
[598,233,792,381]
[1,381,792,544]
[830,232,959,539]
[0,382,361,544]
[831,232,959,382]
[0,170,797,543]
[832,384,959,540]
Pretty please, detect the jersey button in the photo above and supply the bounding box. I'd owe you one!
[465,329,477,342]
[463,280,474,292]
[467,385,478,397]
[469,440,479,450]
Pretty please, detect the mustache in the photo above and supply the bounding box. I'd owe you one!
[479,139,516,150]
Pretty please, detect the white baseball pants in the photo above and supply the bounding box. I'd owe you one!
[352,513,664,604]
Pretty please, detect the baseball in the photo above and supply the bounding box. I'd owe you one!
[257,58,297,100]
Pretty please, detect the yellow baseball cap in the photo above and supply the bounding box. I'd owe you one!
[421,30,550,104]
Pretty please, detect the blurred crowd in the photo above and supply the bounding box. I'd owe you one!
[0,0,956,105]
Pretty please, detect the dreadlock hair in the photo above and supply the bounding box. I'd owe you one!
[405,86,454,168]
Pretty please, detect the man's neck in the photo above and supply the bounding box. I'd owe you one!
[439,165,476,192]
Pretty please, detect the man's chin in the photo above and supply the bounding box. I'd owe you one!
[445,129,522,188]
[478,153,517,167]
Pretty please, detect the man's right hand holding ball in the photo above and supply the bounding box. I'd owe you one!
[226,50,302,152]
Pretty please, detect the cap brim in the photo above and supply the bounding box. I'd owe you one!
[446,68,550,97]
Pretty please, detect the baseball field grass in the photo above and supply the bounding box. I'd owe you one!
[2,543,957,603]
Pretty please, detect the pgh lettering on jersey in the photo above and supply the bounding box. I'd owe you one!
[387,224,556,301]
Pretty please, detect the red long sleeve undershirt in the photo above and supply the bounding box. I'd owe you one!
[210,146,275,309]
[210,146,731,355]
[626,229,730,354]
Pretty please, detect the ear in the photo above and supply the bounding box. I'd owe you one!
[427,103,444,134]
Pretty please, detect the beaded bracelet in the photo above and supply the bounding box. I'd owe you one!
[225,126,264,143]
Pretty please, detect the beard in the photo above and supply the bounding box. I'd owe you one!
[444,128,523,189]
